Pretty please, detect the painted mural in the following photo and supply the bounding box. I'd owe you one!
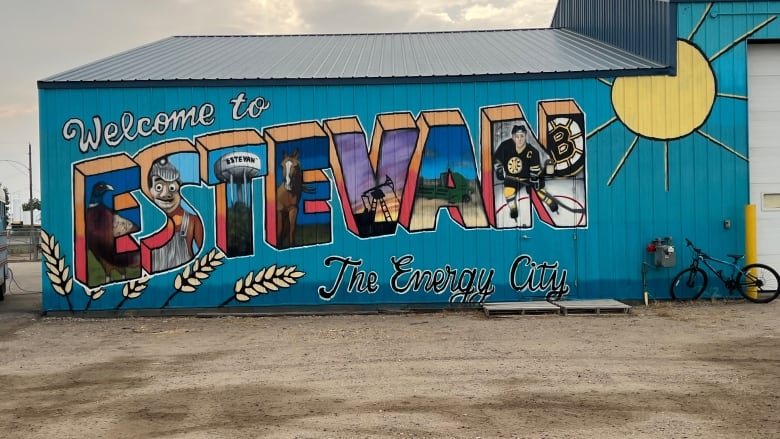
[38,2,780,312]
[41,97,586,311]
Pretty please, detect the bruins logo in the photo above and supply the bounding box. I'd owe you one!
[546,118,585,177]
[507,156,523,175]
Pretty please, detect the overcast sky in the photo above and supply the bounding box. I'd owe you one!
[0,0,557,206]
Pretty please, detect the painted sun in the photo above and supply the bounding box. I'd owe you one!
[587,3,777,190]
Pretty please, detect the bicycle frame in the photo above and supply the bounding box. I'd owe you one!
[688,250,743,291]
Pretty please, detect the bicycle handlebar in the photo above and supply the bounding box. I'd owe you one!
[685,238,702,255]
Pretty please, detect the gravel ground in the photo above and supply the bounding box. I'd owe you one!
[1,261,779,438]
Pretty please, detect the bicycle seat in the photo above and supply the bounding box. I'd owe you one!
[727,254,744,263]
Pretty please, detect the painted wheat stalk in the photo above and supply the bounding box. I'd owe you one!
[228,264,305,305]
[114,277,150,310]
[85,287,106,300]
[123,277,149,299]
[82,286,105,311]
[174,249,225,292]
[162,249,224,308]
[40,230,74,311]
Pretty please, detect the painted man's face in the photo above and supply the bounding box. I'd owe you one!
[513,130,527,151]
[151,176,181,215]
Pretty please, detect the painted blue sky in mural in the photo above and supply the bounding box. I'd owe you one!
[419,126,478,180]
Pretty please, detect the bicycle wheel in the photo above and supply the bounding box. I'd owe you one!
[737,263,780,303]
[670,268,708,301]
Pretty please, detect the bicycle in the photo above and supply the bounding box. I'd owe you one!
[670,238,780,303]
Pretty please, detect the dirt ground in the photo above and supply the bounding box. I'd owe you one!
[1,261,779,438]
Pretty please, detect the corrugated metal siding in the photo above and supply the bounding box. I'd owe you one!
[672,0,780,262]
[37,65,752,310]
[35,70,748,311]
[39,29,665,86]
[553,0,676,68]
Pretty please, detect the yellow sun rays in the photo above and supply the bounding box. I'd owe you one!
[708,16,778,62]
[589,3,778,191]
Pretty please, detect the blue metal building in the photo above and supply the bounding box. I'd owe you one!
[37,1,780,313]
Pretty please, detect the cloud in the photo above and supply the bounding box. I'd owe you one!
[234,0,305,34]
[0,105,37,119]
[266,0,555,34]
[456,1,557,28]
[407,0,556,30]
[462,4,504,21]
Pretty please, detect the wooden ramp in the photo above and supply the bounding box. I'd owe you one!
[483,299,631,317]
[483,301,560,317]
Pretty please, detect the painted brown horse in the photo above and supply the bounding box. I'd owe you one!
[276,150,312,248]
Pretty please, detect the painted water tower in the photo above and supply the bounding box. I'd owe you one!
[213,151,262,256]
[213,151,261,205]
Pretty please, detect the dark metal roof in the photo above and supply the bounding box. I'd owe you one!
[39,28,666,87]
[552,0,675,67]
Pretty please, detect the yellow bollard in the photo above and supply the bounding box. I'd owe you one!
[745,204,758,299]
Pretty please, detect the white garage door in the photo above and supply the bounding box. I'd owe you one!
[748,44,780,269]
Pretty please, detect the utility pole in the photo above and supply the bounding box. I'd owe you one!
[28,143,35,261]
[28,142,33,228]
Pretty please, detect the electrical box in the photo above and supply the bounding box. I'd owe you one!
[651,237,676,268]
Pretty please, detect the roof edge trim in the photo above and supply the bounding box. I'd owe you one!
[38,67,674,90]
